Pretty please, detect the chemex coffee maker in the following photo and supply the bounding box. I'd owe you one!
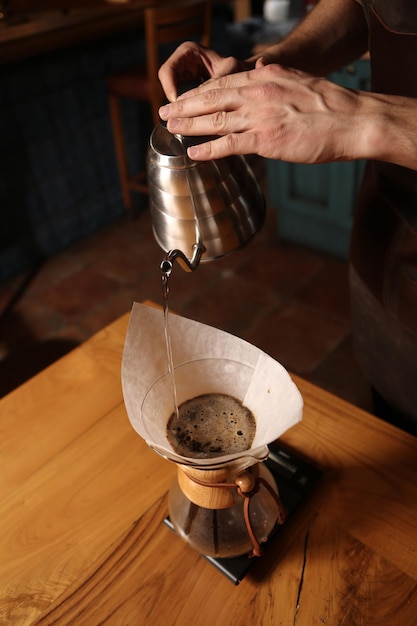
[147,123,266,272]
[122,303,309,583]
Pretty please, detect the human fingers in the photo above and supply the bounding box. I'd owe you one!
[158,69,254,126]
[255,56,268,68]
[159,74,277,160]
[160,64,295,117]
[159,82,249,136]
[177,55,255,96]
[158,66,292,136]
[186,133,259,161]
[158,42,211,102]
[158,42,241,102]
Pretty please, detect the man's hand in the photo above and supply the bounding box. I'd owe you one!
[159,63,370,164]
[158,41,253,103]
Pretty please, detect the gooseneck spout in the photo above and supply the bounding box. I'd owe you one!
[160,243,206,274]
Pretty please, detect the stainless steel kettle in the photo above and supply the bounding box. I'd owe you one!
[147,124,266,271]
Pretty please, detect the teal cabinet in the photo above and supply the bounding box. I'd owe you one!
[266,59,371,259]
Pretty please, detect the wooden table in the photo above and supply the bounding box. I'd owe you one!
[1,308,417,625]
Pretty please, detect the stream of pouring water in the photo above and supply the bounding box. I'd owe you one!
[159,132,202,422]
[161,264,179,420]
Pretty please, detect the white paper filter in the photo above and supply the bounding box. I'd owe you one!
[122,303,303,464]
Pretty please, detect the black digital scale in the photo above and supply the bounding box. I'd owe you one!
[164,441,322,585]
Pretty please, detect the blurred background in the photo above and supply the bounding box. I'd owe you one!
[0,0,373,414]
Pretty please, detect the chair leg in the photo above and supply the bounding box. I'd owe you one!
[108,94,133,215]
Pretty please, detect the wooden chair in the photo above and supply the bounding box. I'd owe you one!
[106,0,212,214]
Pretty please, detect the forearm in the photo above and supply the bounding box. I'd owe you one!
[359,92,417,171]
[249,0,369,75]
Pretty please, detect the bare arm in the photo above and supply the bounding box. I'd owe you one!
[158,0,368,100]
[158,0,417,172]
[248,0,368,75]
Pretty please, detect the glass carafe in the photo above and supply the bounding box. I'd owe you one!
[168,455,286,558]
[140,358,287,558]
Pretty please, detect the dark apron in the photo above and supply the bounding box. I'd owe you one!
[350,0,417,424]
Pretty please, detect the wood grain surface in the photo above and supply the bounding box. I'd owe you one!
[1,310,417,625]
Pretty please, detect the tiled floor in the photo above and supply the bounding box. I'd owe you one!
[0,178,374,414]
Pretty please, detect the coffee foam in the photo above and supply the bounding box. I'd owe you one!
[167,393,256,459]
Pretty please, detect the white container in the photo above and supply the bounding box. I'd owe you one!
[263,0,290,22]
